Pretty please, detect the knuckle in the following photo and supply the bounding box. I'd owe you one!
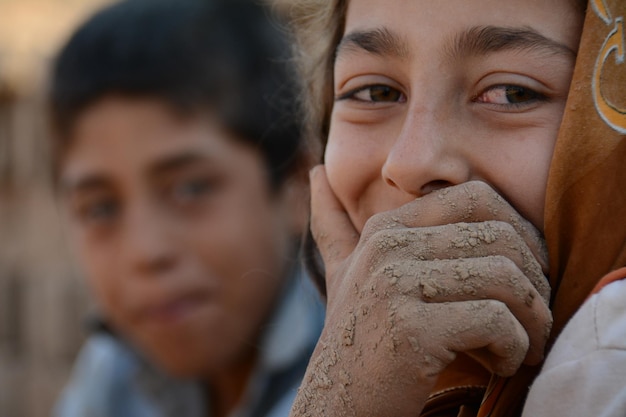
[362,212,386,237]
[449,221,506,249]
[362,211,401,240]
[484,220,516,237]
[463,180,498,201]
[369,228,413,253]
[478,299,510,320]
[465,179,492,194]
[488,255,519,273]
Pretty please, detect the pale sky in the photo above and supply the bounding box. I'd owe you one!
[0,0,115,93]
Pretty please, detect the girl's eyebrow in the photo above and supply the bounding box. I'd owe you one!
[336,25,575,62]
[336,28,410,60]
[447,25,576,61]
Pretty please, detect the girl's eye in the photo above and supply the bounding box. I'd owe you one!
[474,85,546,106]
[340,85,406,103]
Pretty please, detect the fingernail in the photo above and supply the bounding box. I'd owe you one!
[309,165,323,180]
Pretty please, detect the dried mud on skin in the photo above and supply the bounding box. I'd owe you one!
[293,183,550,416]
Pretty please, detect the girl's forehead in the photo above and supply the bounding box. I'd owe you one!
[341,0,584,63]
[343,0,583,40]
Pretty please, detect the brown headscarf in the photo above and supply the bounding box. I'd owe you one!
[477,1,626,415]
[424,1,626,416]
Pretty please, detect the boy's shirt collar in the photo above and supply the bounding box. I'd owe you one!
[134,267,324,417]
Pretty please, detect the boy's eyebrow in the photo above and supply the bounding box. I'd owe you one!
[148,152,208,176]
[61,176,110,195]
[448,25,576,60]
[61,153,210,195]
[336,28,410,60]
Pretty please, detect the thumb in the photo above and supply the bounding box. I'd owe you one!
[309,165,359,277]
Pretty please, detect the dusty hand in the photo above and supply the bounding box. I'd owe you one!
[290,166,551,417]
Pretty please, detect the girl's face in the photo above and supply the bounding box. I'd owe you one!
[326,0,583,232]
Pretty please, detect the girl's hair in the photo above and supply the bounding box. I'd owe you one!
[287,0,347,160]
[49,0,305,188]
[286,0,346,294]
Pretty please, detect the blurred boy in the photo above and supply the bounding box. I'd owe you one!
[49,1,323,416]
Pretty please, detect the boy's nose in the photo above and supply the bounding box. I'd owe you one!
[122,203,179,276]
[381,109,471,198]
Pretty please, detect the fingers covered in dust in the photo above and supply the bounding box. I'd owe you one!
[400,300,530,377]
[379,257,551,365]
[362,180,549,275]
[292,169,552,417]
[354,180,552,366]
[363,220,550,302]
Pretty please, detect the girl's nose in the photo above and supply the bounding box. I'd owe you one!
[381,110,471,198]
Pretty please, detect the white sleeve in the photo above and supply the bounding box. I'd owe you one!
[522,279,626,417]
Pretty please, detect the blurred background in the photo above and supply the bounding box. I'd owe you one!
[1,1,298,415]
[0,0,114,415]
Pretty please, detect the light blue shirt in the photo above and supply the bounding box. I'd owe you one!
[53,271,324,417]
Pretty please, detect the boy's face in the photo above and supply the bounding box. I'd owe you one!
[60,96,299,377]
[327,0,583,232]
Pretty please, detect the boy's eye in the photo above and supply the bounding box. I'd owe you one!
[78,199,119,224]
[474,85,545,105]
[340,85,406,103]
[171,177,215,202]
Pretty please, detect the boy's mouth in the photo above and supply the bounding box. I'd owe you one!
[137,290,211,326]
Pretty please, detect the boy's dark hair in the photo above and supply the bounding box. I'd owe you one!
[49,0,304,187]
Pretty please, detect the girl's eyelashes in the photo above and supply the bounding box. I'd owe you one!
[335,82,547,111]
[336,84,406,103]
[473,84,548,108]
